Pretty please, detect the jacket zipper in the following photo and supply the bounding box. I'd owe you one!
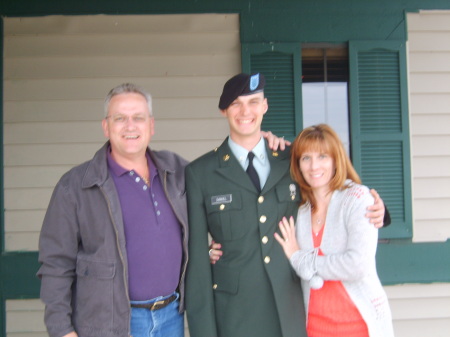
[100,186,131,335]
[162,170,189,299]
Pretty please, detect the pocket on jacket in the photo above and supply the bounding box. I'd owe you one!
[212,265,240,333]
[205,191,246,241]
[276,183,301,203]
[275,183,301,220]
[212,265,240,295]
[73,258,115,328]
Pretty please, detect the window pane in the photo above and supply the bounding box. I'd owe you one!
[302,46,350,154]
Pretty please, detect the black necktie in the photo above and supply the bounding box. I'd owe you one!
[246,152,261,192]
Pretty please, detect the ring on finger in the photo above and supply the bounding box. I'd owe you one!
[209,249,213,256]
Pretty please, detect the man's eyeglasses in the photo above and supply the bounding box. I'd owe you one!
[105,114,151,124]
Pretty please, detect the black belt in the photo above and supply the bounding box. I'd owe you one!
[130,294,177,311]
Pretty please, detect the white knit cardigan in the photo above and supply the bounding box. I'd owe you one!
[290,180,395,337]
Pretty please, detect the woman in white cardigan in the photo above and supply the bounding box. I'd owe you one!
[275,124,394,337]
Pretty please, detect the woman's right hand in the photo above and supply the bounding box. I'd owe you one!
[209,240,223,264]
[274,216,300,259]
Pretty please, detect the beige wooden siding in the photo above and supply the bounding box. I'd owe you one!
[407,11,450,242]
[385,283,450,336]
[4,14,238,253]
[6,300,47,337]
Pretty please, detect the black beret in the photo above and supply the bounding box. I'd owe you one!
[218,73,266,110]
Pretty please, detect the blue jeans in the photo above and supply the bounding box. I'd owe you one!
[130,292,184,337]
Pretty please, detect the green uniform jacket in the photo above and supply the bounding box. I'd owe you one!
[185,138,307,337]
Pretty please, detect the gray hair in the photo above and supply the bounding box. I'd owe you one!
[104,83,153,117]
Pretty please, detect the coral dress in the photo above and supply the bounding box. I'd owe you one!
[307,226,369,337]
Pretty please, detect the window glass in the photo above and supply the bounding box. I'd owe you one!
[302,46,350,154]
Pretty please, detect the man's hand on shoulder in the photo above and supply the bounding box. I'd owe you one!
[366,189,386,229]
[261,131,291,151]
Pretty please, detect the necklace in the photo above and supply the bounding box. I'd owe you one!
[313,216,325,236]
[141,166,150,186]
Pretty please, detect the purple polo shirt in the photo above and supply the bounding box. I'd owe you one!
[107,150,182,301]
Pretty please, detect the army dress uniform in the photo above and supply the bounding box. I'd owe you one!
[185,139,307,337]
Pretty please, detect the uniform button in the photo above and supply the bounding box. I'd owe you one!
[258,196,264,204]
[259,215,267,223]
[264,256,271,264]
[220,204,225,210]
[213,284,218,289]
[262,236,268,244]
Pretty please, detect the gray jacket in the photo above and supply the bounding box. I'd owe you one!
[37,142,189,337]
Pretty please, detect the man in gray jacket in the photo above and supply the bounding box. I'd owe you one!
[37,83,189,337]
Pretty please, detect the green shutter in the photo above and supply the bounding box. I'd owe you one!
[241,43,302,140]
[349,41,412,239]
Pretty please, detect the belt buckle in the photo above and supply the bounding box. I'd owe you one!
[151,300,165,311]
